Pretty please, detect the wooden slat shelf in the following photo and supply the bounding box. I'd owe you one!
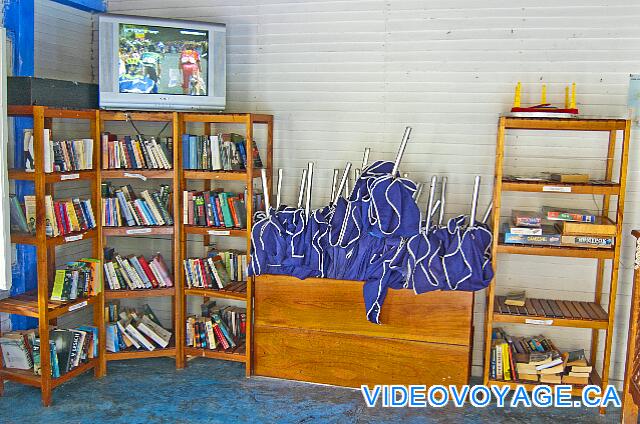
[181,112,272,124]
[8,169,97,183]
[184,343,246,363]
[8,105,95,119]
[11,228,98,246]
[0,293,97,319]
[99,110,175,122]
[101,169,174,179]
[102,226,174,237]
[501,179,620,195]
[488,370,603,397]
[183,170,262,181]
[493,296,608,329]
[503,116,627,131]
[0,367,42,387]
[184,281,247,301]
[105,287,176,299]
[497,241,615,259]
[106,338,176,361]
[50,358,99,388]
[183,225,246,237]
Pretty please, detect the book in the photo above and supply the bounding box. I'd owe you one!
[539,374,562,384]
[507,227,543,235]
[504,290,526,307]
[547,173,589,183]
[557,217,616,237]
[9,194,29,233]
[566,349,588,367]
[561,235,614,248]
[511,210,542,227]
[562,375,589,385]
[543,206,596,223]
[503,231,561,246]
[0,333,33,370]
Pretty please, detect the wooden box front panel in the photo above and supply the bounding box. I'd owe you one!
[254,275,473,346]
[253,326,470,388]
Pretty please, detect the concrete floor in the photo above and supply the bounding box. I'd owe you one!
[0,358,622,423]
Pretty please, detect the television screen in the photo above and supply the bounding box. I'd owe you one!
[118,23,209,96]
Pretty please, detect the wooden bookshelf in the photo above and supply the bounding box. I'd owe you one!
[0,106,104,406]
[97,111,184,372]
[179,113,273,376]
[483,116,631,414]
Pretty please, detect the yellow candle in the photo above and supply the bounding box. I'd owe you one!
[565,86,569,108]
[514,82,521,107]
[570,82,576,109]
[541,84,547,104]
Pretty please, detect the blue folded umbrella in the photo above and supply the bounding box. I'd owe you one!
[248,209,291,276]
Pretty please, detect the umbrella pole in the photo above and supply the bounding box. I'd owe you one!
[329,169,339,206]
[333,162,352,204]
[391,126,412,177]
[305,162,314,221]
[481,201,494,224]
[362,148,370,169]
[413,182,424,201]
[430,199,441,217]
[344,168,351,198]
[469,175,481,226]
[425,175,437,228]
[297,169,308,209]
[261,168,271,217]
[438,176,447,226]
[276,168,283,209]
[355,168,361,180]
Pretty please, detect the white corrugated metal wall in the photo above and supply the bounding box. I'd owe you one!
[107,0,640,388]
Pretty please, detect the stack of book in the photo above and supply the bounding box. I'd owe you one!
[185,301,246,350]
[0,326,99,377]
[182,190,247,228]
[562,349,593,385]
[503,210,559,246]
[182,133,263,171]
[103,248,173,291]
[44,196,96,237]
[24,129,94,173]
[101,132,173,170]
[50,258,101,301]
[217,250,248,282]
[102,183,173,227]
[106,304,172,352]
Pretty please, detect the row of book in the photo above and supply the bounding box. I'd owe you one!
[10,195,97,237]
[183,190,247,229]
[504,207,615,248]
[23,129,94,173]
[186,301,246,350]
[183,252,247,291]
[106,304,172,352]
[102,183,173,227]
[103,248,173,291]
[0,326,98,377]
[182,133,263,171]
[491,328,592,385]
[51,258,101,301]
[101,132,173,170]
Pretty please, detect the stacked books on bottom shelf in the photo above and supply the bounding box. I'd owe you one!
[102,183,173,227]
[185,301,246,350]
[491,328,592,385]
[504,207,615,249]
[0,326,98,377]
[50,258,101,301]
[106,303,172,352]
[103,248,173,291]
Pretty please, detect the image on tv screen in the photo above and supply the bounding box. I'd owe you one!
[119,23,209,96]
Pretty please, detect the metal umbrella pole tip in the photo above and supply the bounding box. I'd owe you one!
[261,168,271,217]
[305,162,314,220]
[438,176,448,226]
[362,148,370,169]
[330,169,339,205]
[413,182,424,201]
[391,126,412,177]
[469,176,481,225]
[481,200,494,224]
[297,169,308,209]
[425,175,437,227]
[276,168,283,209]
[333,162,352,204]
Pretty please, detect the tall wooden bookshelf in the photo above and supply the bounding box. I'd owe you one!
[483,116,631,411]
[97,111,184,370]
[0,105,104,406]
[178,113,273,376]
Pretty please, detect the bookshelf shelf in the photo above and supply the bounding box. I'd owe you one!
[102,226,174,237]
[487,369,602,398]
[184,282,247,301]
[101,169,174,180]
[98,110,184,373]
[501,180,620,195]
[184,343,246,363]
[178,113,273,376]
[1,106,104,406]
[496,242,615,259]
[183,225,246,238]
[105,288,176,299]
[183,170,262,181]
[484,116,631,414]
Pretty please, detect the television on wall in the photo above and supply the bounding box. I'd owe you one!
[99,14,226,111]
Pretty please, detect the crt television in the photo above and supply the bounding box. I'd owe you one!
[99,14,226,111]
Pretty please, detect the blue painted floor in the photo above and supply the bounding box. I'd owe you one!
[0,358,622,423]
